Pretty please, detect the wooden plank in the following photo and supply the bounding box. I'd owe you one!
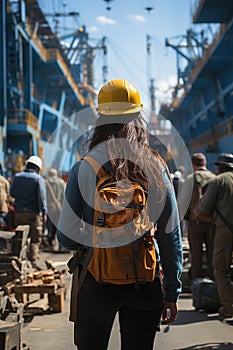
[12,225,30,259]
[0,230,15,239]
[48,288,64,313]
[14,293,28,304]
[13,280,58,294]
[0,321,20,350]
[25,297,50,315]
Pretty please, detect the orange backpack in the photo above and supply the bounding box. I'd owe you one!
[84,156,157,287]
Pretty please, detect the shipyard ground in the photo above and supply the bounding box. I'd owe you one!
[21,251,233,350]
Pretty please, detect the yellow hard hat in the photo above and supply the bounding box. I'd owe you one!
[97,79,143,115]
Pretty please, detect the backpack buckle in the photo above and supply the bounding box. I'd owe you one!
[96,214,105,226]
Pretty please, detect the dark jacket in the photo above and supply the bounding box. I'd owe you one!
[199,171,233,227]
[10,169,47,214]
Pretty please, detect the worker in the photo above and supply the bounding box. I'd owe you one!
[10,156,47,269]
[198,153,233,317]
[57,79,182,349]
[45,168,66,249]
[183,153,215,280]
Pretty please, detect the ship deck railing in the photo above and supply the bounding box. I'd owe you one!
[190,115,233,151]
[26,22,86,106]
[8,109,39,130]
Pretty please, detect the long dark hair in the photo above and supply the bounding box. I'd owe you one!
[87,113,168,194]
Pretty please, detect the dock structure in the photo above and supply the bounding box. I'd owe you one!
[0,0,106,174]
[161,0,233,168]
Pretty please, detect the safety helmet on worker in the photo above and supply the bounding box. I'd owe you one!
[97,79,143,115]
[26,155,43,170]
[215,153,233,168]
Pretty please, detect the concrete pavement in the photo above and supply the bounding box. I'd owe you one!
[21,251,233,350]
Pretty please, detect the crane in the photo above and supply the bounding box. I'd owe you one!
[43,11,80,34]
[165,28,208,94]
[146,34,156,112]
[58,26,108,87]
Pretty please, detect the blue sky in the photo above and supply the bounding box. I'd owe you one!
[39,0,194,108]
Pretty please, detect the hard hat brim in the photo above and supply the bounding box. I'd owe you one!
[215,161,233,168]
[96,102,143,115]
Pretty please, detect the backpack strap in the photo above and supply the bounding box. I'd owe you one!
[78,248,93,291]
[84,155,107,180]
[68,246,93,322]
[45,179,62,211]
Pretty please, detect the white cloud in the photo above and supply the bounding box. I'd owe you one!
[168,74,177,87]
[155,75,177,101]
[157,80,169,93]
[157,75,177,94]
[127,15,145,22]
[89,26,99,33]
[96,16,117,25]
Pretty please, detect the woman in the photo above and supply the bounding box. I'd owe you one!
[57,79,182,350]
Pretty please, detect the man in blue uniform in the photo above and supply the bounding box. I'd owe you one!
[10,156,47,269]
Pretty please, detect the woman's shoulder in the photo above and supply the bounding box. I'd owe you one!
[72,159,82,169]
[70,156,101,179]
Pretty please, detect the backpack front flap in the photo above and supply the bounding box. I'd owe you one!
[84,155,156,285]
[88,236,156,285]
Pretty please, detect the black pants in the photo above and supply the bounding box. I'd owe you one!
[47,216,57,245]
[75,272,163,350]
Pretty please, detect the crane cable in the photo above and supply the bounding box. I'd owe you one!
[107,40,148,98]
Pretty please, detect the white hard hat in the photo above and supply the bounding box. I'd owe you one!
[174,171,182,179]
[26,156,42,170]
